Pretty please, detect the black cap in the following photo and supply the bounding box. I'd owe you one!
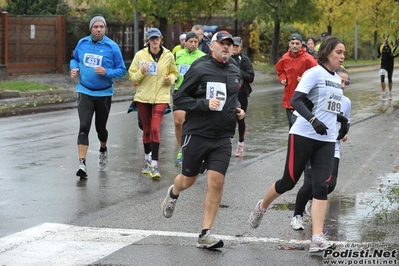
[321,32,329,38]
[233,36,242,46]
[289,33,303,42]
[211,31,234,44]
[185,31,199,41]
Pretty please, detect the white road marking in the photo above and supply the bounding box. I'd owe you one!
[0,223,365,266]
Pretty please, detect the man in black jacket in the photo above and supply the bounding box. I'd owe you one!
[161,31,245,249]
[231,36,255,157]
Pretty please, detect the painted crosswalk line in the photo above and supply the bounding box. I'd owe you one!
[0,223,362,266]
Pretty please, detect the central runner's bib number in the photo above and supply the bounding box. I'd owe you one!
[206,82,226,111]
[323,90,342,114]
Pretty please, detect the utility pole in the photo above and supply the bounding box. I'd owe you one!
[354,0,358,61]
[134,0,139,54]
[354,20,358,61]
[234,0,238,36]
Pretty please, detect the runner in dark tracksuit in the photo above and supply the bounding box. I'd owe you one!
[161,31,245,250]
[231,36,254,157]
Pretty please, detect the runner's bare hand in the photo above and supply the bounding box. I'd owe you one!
[236,108,245,120]
[70,68,79,78]
[95,67,106,76]
[209,98,220,111]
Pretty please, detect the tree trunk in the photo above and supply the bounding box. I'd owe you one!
[158,17,168,47]
[373,30,378,59]
[269,19,280,65]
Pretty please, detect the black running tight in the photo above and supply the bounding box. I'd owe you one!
[293,157,340,216]
[274,134,334,200]
[77,93,111,146]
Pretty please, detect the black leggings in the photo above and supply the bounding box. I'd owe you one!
[77,93,112,146]
[294,157,340,216]
[381,67,393,83]
[274,134,335,200]
[237,93,248,142]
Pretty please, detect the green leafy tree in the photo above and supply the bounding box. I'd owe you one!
[5,0,70,15]
[74,0,226,44]
[238,0,321,64]
[316,0,345,35]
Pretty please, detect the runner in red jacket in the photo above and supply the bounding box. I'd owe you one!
[275,33,318,128]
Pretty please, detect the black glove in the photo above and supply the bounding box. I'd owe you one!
[337,114,348,140]
[336,113,348,124]
[310,118,328,135]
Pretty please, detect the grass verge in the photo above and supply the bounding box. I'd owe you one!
[0,81,60,92]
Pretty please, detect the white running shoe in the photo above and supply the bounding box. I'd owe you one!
[235,143,245,157]
[76,161,87,178]
[98,151,108,171]
[309,234,335,253]
[249,200,266,228]
[196,231,224,249]
[290,215,304,230]
[161,185,177,218]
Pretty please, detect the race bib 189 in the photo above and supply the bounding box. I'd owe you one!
[323,90,342,114]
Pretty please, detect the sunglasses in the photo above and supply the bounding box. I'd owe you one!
[345,78,350,86]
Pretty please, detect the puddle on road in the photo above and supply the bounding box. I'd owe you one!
[270,173,399,243]
[335,173,399,242]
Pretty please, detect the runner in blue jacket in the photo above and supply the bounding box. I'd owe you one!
[70,14,126,178]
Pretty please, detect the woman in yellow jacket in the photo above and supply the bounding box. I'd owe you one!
[129,28,178,179]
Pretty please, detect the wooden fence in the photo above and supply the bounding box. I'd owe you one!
[0,13,144,77]
[0,13,66,76]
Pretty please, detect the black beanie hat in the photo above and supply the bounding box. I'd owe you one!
[185,31,199,41]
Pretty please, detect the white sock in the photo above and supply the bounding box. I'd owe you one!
[151,160,158,168]
[145,153,151,160]
[238,141,244,146]
[312,234,322,241]
[258,201,267,212]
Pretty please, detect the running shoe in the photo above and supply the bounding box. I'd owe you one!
[76,161,87,178]
[309,234,335,253]
[150,165,161,179]
[249,200,266,228]
[305,200,312,216]
[234,143,245,157]
[142,159,151,174]
[290,215,305,230]
[97,151,108,171]
[382,92,386,99]
[196,231,224,249]
[175,149,182,165]
[162,185,177,218]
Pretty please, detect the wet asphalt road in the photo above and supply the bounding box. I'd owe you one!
[0,69,399,265]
